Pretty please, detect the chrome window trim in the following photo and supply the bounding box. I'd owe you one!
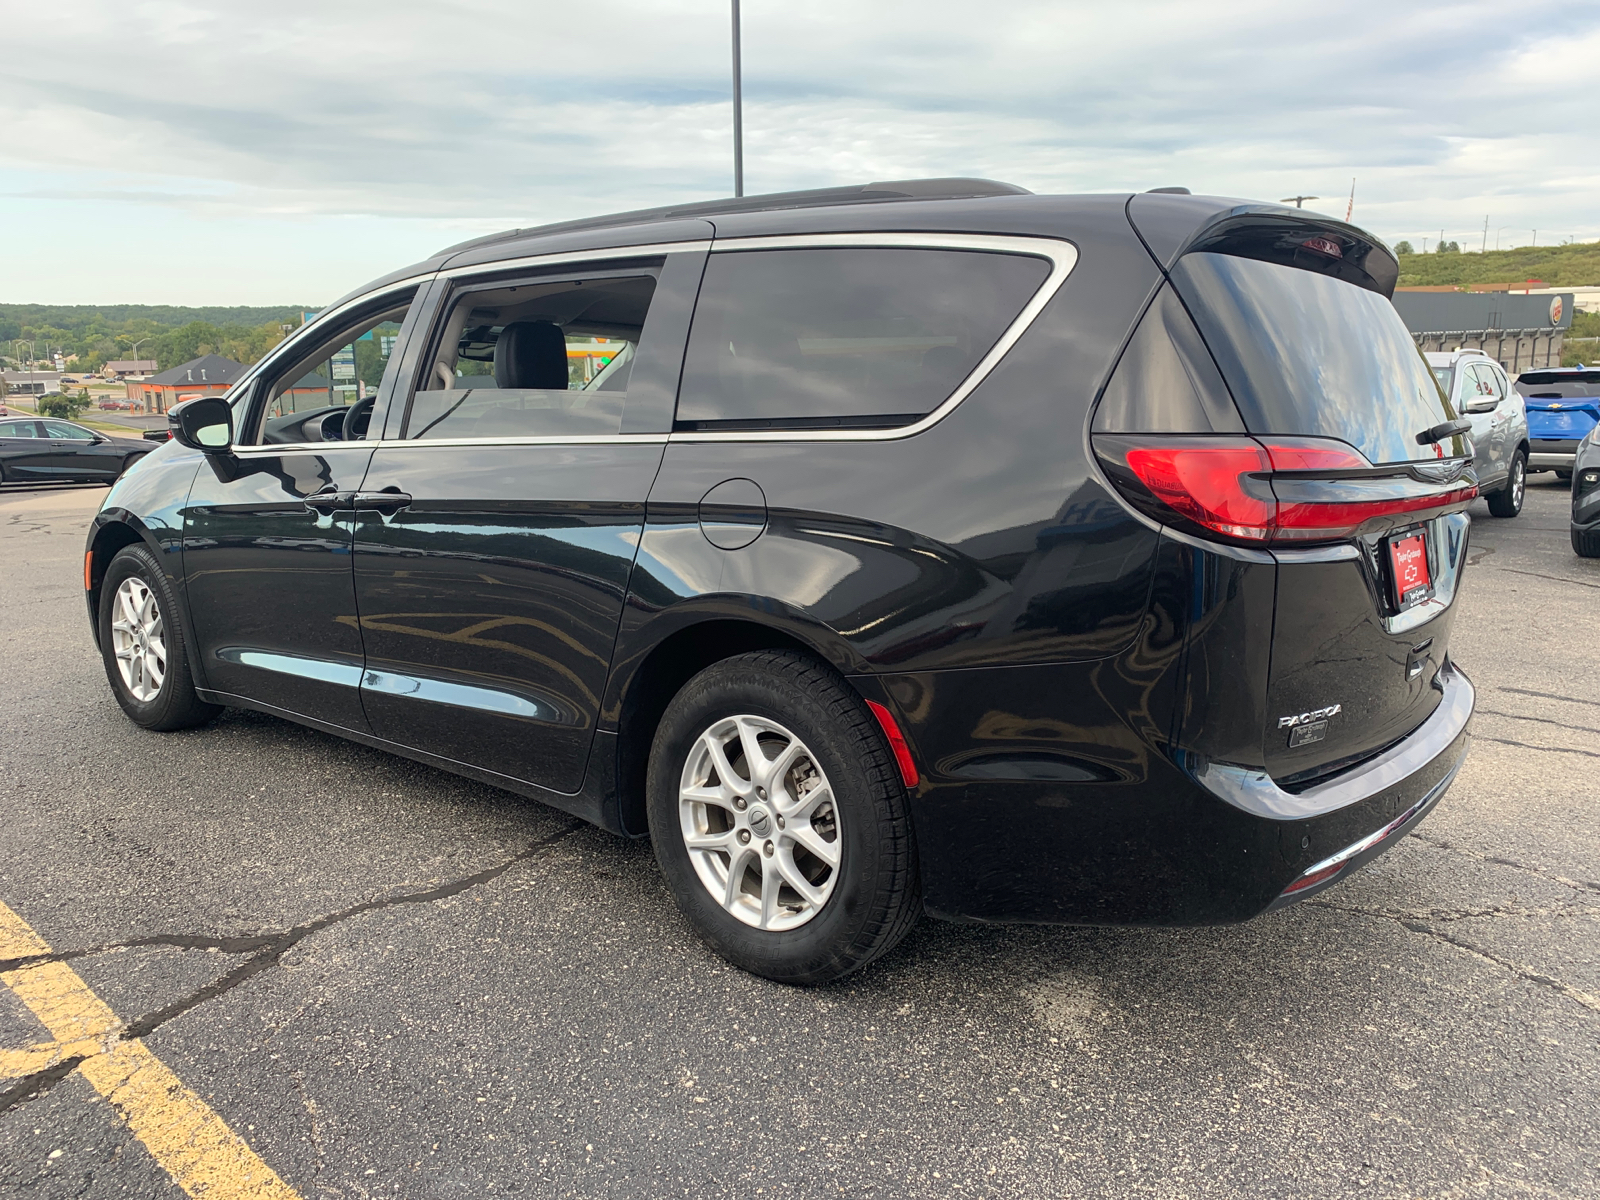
[374,434,669,449]
[669,232,1080,444]
[442,240,712,280]
[233,434,670,456]
[228,273,438,400]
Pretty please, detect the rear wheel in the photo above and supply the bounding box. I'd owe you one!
[1575,525,1600,558]
[1486,451,1526,518]
[647,650,920,984]
[98,545,221,730]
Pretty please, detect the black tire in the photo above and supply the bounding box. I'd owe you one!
[1556,470,1573,483]
[1574,524,1600,558]
[97,544,221,731]
[1485,450,1526,518]
[647,650,920,985]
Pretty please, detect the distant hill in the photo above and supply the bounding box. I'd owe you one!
[1396,240,1600,289]
[0,303,312,340]
[0,302,319,373]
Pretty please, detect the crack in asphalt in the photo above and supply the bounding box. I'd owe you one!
[0,932,280,974]
[0,1056,86,1118]
[1409,833,1600,894]
[0,822,584,1114]
[1310,898,1600,925]
[1395,920,1600,1014]
[1475,708,1600,737]
[1499,685,1600,710]
[1476,735,1600,760]
[1306,899,1600,1015]
[120,820,584,1040]
[1497,567,1600,590]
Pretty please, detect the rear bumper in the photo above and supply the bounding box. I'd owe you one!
[1529,440,1579,470]
[870,660,1473,927]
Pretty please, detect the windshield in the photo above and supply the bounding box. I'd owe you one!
[1172,253,1467,464]
[1432,367,1453,393]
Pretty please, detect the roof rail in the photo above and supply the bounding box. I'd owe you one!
[435,177,1032,256]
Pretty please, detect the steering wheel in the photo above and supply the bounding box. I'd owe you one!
[340,396,377,441]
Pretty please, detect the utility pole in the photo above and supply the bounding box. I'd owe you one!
[1481,215,1488,253]
[731,0,744,198]
[1280,195,1318,208]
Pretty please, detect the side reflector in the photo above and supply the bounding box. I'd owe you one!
[84,550,93,592]
[866,700,920,789]
[1281,862,1344,895]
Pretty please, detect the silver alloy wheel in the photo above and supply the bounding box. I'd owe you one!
[1511,457,1525,509]
[110,576,166,702]
[678,714,842,931]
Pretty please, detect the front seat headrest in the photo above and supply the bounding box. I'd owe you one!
[494,321,568,390]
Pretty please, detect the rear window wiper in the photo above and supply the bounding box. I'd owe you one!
[1417,418,1470,446]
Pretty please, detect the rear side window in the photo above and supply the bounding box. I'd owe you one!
[1172,253,1467,464]
[675,248,1050,430]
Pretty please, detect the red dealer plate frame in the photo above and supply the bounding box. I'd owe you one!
[1387,526,1433,611]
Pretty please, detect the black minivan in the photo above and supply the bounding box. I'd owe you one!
[87,180,1477,983]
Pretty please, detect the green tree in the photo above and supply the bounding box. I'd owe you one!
[1437,240,1461,254]
[37,392,89,419]
[1393,240,1414,255]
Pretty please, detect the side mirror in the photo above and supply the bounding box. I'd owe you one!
[169,396,233,451]
[1462,398,1498,414]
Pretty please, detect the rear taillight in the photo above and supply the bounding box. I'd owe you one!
[1097,434,1478,545]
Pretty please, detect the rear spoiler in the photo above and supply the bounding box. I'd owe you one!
[1128,195,1399,297]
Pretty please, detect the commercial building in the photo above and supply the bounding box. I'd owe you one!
[125,355,247,414]
[102,359,158,378]
[1,371,63,396]
[1391,291,1574,375]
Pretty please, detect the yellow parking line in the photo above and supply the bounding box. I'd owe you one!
[0,901,301,1200]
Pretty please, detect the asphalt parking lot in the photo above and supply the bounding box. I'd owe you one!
[1,475,1596,1200]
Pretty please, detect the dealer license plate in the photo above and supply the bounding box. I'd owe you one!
[1387,527,1433,611]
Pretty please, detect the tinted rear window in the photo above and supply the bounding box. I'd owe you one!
[1172,253,1464,464]
[675,247,1050,430]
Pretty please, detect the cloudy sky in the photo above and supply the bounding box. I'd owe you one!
[4,0,1595,305]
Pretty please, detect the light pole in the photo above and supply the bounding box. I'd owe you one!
[731,0,744,197]
[1496,226,1511,251]
[1280,195,1319,208]
[14,340,35,408]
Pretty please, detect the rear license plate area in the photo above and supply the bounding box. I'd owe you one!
[1386,526,1433,612]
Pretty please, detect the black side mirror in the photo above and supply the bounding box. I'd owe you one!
[169,396,233,452]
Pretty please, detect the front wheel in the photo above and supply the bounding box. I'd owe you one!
[1575,524,1600,558]
[1486,450,1526,518]
[647,650,920,984]
[98,545,221,730]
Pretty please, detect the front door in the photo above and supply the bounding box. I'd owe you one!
[40,420,125,481]
[350,250,703,793]
[182,289,424,730]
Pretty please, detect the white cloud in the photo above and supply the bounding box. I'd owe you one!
[1,0,1593,302]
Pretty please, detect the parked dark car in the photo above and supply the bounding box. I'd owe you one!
[1572,424,1600,557]
[1513,366,1600,480]
[85,181,1478,983]
[0,417,151,484]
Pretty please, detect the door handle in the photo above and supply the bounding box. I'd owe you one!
[303,487,351,514]
[350,488,412,513]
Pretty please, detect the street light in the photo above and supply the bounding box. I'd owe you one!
[1496,226,1511,251]
[731,0,744,197]
[1280,195,1319,208]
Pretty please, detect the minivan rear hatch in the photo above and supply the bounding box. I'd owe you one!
[1165,220,1475,785]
